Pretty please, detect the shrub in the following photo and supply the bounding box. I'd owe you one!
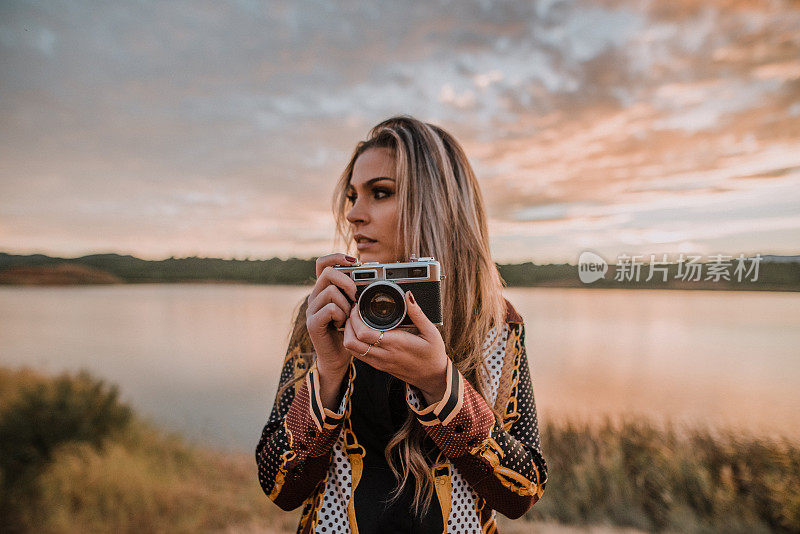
[0,369,133,531]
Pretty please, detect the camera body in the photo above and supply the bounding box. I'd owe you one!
[334,257,443,331]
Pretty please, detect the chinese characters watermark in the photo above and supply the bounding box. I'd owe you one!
[578,252,762,284]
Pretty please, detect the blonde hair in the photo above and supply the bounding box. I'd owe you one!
[289,115,506,515]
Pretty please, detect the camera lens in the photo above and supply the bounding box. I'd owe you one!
[368,293,396,318]
[358,281,406,331]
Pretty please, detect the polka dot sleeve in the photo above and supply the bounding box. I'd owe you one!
[415,320,548,520]
[455,320,547,519]
[254,339,353,511]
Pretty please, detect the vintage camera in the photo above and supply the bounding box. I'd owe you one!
[334,256,443,331]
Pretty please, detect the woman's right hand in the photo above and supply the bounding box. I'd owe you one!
[306,253,359,398]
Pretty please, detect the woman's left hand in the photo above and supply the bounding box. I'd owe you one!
[343,290,449,404]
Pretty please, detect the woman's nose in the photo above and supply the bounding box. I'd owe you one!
[346,197,368,224]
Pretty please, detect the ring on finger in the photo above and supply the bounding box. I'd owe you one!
[359,343,373,358]
[373,331,384,347]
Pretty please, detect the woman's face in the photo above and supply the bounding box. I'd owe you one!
[345,147,402,264]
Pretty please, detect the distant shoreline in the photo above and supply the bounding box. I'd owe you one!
[1,251,798,291]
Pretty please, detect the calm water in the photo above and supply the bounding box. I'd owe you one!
[1,284,798,452]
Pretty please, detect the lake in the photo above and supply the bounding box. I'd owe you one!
[1,284,798,452]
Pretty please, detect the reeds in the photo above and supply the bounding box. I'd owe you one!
[530,416,800,533]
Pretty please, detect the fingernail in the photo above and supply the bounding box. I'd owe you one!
[345,255,357,262]
[407,291,416,304]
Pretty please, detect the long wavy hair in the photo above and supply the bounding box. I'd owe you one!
[285,115,507,516]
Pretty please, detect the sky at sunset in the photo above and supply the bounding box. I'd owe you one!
[1,0,798,264]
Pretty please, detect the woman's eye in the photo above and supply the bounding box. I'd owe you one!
[345,194,357,204]
[374,189,393,199]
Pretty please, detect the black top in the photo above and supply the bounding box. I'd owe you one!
[349,359,442,533]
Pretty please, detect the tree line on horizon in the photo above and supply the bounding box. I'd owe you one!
[0,251,798,290]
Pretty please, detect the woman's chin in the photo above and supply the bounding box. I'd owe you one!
[358,253,378,263]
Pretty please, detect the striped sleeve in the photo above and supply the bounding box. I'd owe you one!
[405,358,464,427]
[305,361,347,430]
[405,321,548,519]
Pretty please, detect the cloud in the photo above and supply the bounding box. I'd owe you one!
[1,0,799,262]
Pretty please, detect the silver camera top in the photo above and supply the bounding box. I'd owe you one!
[335,257,442,285]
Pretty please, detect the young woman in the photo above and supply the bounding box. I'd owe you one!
[256,115,548,533]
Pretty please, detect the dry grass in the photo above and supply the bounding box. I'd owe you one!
[2,366,798,533]
[529,416,800,533]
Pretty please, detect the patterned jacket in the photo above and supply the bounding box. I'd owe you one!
[255,298,548,533]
